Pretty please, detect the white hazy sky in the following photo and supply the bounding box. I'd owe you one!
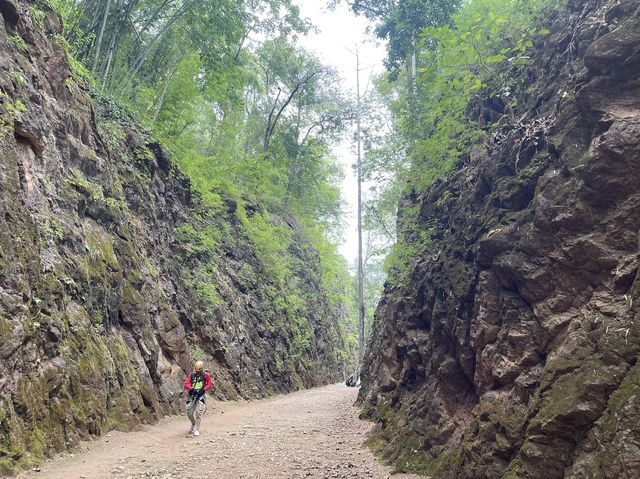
[295,1,386,264]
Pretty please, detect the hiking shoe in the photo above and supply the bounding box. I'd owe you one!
[192,429,200,437]
[188,426,194,434]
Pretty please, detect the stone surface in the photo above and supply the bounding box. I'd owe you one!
[359,0,640,477]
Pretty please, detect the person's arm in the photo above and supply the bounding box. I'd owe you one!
[184,373,193,392]
[204,372,213,393]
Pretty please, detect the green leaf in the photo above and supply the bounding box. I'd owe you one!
[470,78,484,91]
[486,54,507,64]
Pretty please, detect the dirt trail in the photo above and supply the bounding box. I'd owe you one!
[18,384,422,479]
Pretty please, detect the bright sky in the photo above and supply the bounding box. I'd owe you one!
[295,1,386,264]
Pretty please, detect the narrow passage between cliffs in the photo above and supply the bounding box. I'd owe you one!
[18,384,422,479]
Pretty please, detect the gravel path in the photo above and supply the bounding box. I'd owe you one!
[19,384,422,479]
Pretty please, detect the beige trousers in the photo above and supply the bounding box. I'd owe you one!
[187,396,207,430]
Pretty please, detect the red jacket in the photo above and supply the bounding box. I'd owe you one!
[184,371,213,393]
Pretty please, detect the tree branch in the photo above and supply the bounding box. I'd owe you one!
[263,70,321,153]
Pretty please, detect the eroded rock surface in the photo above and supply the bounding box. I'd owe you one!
[0,2,344,473]
[359,1,640,477]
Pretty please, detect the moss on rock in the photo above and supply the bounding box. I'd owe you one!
[586,361,640,476]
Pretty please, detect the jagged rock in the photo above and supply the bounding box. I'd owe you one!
[359,1,640,477]
[584,10,640,74]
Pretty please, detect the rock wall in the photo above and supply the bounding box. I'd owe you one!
[0,1,344,473]
[359,1,640,477]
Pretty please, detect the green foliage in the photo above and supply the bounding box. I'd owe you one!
[346,0,463,73]
[68,171,127,212]
[52,34,92,84]
[36,217,65,242]
[8,99,27,119]
[384,206,436,285]
[355,0,564,291]
[47,0,349,232]
[11,72,26,88]
[0,91,28,124]
[28,4,47,29]
[176,223,224,256]
[246,212,292,285]
[68,172,105,201]
[403,0,554,192]
[7,35,28,52]
[193,265,224,306]
[174,217,229,309]
[45,0,92,53]
[97,119,127,150]
[105,197,127,210]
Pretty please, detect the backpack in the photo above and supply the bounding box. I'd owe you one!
[190,371,207,390]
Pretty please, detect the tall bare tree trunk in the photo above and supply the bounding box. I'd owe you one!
[101,0,130,90]
[120,1,194,91]
[91,0,111,73]
[356,46,365,380]
[101,35,116,89]
[151,67,178,123]
[137,0,172,36]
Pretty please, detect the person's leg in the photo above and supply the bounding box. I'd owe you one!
[186,399,196,432]
[193,399,206,435]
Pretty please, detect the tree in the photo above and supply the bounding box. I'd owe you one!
[330,0,462,74]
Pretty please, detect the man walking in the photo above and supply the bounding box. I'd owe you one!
[184,360,213,436]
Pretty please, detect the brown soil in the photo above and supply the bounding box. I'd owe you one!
[18,384,423,479]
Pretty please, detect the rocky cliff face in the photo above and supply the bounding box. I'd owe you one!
[0,1,344,473]
[359,0,640,477]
